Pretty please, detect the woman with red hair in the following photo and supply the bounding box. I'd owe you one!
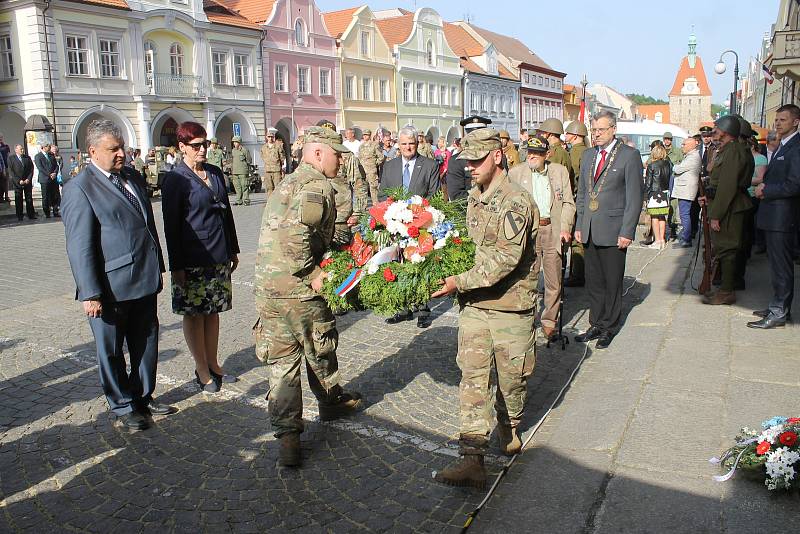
[161,121,240,393]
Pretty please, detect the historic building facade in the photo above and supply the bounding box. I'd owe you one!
[375,8,462,143]
[668,34,713,134]
[323,5,396,135]
[0,0,265,160]
[443,22,518,143]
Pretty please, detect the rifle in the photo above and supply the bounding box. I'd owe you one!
[697,179,717,295]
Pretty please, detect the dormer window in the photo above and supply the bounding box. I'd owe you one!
[295,19,307,47]
[360,31,369,57]
[426,40,434,67]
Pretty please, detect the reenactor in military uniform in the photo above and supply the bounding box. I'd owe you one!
[261,128,286,197]
[537,118,574,187]
[732,116,758,289]
[565,121,589,287]
[500,130,520,168]
[663,131,684,165]
[132,149,146,177]
[230,135,252,205]
[431,128,539,489]
[254,126,363,467]
[417,132,435,159]
[358,128,384,205]
[699,116,753,305]
[206,137,225,170]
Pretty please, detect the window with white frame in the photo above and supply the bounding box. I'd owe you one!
[403,80,411,103]
[144,40,156,83]
[416,82,424,103]
[170,42,184,75]
[234,53,250,85]
[0,33,14,79]
[345,75,355,100]
[426,40,434,67]
[274,63,287,92]
[319,67,331,95]
[360,31,369,57]
[380,79,389,102]
[99,39,121,78]
[295,19,307,47]
[212,51,228,84]
[479,93,486,112]
[439,84,447,106]
[557,80,562,89]
[428,84,435,105]
[470,93,478,112]
[297,65,310,94]
[66,35,89,76]
[450,86,457,107]
[538,75,543,85]
[362,77,372,101]
[490,95,496,114]
[524,73,530,84]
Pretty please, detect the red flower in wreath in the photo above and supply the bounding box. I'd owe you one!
[383,268,396,282]
[407,225,420,238]
[369,218,377,230]
[452,237,463,245]
[320,258,333,269]
[347,262,354,269]
[422,198,430,207]
[787,418,800,424]
[756,441,771,455]
[779,431,798,447]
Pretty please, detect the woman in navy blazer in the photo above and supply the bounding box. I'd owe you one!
[162,122,240,392]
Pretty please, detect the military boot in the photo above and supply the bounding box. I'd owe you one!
[497,424,522,456]
[319,391,363,421]
[702,290,736,305]
[278,433,301,467]
[434,454,487,489]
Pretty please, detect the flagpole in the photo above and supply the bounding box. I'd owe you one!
[760,78,768,128]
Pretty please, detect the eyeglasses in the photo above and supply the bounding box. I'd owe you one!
[590,126,614,135]
[185,141,209,150]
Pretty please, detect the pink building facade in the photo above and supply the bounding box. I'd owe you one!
[261,0,339,158]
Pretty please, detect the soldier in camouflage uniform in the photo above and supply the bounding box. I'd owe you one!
[417,132,435,159]
[206,137,227,190]
[358,129,384,205]
[431,128,540,489]
[230,135,252,205]
[253,126,363,467]
[261,128,286,197]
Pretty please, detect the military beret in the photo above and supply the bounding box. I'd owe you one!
[305,126,349,153]
[525,134,549,154]
[458,128,502,160]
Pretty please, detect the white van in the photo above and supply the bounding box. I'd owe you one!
[615,119,690,162]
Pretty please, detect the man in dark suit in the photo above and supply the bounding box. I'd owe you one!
[574,111,644,349]
[62,119,176,431]
[379,126,440,327]
[8,144,37,221]
[34,143,60,217]
[447,116,496,201]
[749,104,800,329]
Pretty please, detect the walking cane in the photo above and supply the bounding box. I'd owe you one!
[546,240,570,350]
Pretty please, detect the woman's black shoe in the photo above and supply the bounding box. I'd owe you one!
[195,371,220,393]
[209,368,238,384]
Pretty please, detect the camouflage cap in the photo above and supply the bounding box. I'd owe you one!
[304,126,350,153]
[525,134,549,154]
[362,129,372,136]
[208,137,218,144]
[457,128,502,160]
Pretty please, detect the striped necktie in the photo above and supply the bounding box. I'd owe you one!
[109,173,143,217]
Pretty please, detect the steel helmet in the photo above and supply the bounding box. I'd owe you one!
[714,116,740,138]
[231,135,242,143]
[538,118,564,136]
[733,115,753,138]
[565,121,588,137]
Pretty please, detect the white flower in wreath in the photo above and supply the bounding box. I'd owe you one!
[408,195,424,205]
[427,206,445,226]
[410,253,425,264]
[434,238,448,250]
[758,426,784,444]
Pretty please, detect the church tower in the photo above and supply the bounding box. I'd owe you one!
[668,33,713,134]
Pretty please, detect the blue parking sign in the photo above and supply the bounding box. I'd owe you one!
[233,122,241,137]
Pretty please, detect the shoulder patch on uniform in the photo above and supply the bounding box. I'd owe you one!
[503,210,526,241]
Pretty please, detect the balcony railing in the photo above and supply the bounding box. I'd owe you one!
[146,73,205,98]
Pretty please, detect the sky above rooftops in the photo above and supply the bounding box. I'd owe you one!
[318,0,778,104]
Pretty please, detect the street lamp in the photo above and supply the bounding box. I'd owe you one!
[580,73,588,122]
[715,50,739,115]
[289,90,303,142]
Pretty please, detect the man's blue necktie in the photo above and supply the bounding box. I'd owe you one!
[403,162,411,191]
[109,173,143,217]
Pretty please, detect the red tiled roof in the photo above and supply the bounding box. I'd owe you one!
[637,104,671,124]
[205,0,261,30]
[443,23,483,57]
[669,55,712,96]
[64,0,130,10]
[217,0,277,24]
[375,14,414,48]
[462,22,552,70]
[323,7,361,39]
[563,83,576,93]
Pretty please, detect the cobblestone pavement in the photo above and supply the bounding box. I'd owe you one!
[3,193,792,533]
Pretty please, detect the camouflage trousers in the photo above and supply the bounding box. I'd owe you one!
[263,171,283,195]
[254,297,343,437]
[231,174,250,204]
[456,305,536,454]
[365,171,380,206]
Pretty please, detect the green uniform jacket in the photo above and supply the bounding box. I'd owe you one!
[254,163,336,301]
[206,147,224,170]
[550,142,574,190]
[709,141,754,220]
[231,146,252,175]
[569,142,587,178]
[358,140,384,173]
[668,145,684,165]
[504,144,520,168]
[417,143,434,159]
[261,143,286,172]
[455,172,540,312]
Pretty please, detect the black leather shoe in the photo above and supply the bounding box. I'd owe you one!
[747,315,787,329]
[210,368,238,384]
[639,238,654,246]
[117,411,150,431]
[417,316,432,328]
[753,309,791,321]
[575,326,603,342]
[146,401,178,416]
[195,371,221,393]
[385,311,413,324]
[595,332,614,349]
[564,277,585,288]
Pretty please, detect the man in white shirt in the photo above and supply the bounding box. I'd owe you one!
[342,128,362,155]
